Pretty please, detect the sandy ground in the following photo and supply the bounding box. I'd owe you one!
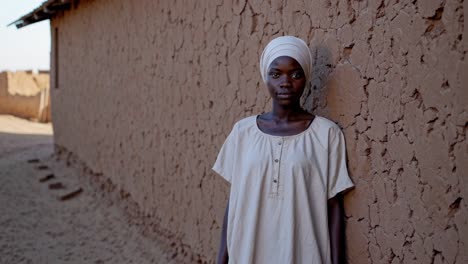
[0,115,172,264]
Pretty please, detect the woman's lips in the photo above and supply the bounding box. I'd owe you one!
[277,93,294,99]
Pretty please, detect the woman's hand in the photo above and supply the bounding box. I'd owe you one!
[328,194,345,264]
[217,200,229,264]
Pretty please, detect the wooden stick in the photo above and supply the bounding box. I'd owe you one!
[39,174,55,182]
[36,165,49,170]
[59,188,83,201]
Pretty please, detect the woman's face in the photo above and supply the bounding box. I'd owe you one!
[266,56,306,107]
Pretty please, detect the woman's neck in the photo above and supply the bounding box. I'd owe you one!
[271,103,305,121]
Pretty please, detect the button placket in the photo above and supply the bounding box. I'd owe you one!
[271,138,284,194]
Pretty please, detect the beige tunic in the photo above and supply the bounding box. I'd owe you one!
[213,115,354,264]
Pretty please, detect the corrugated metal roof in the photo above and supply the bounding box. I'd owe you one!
[9,0,72,29]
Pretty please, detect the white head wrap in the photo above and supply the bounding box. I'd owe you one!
[260,36,313,86]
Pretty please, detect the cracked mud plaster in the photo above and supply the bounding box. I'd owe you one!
[50,0,467,263]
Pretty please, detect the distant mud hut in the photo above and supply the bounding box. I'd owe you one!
[0,70,51,122]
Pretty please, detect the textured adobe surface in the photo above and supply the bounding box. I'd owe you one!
[50,0,467,263]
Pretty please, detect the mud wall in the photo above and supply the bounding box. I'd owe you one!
[0,71,51,122]
[50,0,467,263]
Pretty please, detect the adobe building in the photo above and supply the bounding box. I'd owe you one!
[0,70,51,122]
[13,0,467,263]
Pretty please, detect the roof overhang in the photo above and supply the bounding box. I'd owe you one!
[9,0,72,29]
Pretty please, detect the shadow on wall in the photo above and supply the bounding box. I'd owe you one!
[302,44,332,116]
[301,44,356,260]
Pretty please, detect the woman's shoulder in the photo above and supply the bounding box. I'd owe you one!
[231,115,258,131]
[313,116,341,129]
[308,116,345,151]
[312,115,344,137]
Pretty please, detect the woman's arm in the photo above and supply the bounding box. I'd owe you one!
[328,194,345,264]
[217,200,229,264]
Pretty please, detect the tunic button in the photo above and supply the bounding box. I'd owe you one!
[278,142,282,145]
[274,159,279,163]
[273,179,278,183]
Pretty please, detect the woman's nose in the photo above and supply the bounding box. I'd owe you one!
[279,75,293,88]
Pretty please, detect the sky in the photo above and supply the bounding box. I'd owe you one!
[0,1,50,72]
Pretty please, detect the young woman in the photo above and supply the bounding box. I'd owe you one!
[213,36,354,264]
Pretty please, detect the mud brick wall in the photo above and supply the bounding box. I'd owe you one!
[50,0,467,263]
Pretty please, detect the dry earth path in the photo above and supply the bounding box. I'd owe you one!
[0,115,172,264]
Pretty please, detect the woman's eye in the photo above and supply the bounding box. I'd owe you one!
[291,72,304,79]
[269,72,280,79]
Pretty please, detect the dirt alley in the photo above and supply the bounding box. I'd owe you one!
[0,115,174,264]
